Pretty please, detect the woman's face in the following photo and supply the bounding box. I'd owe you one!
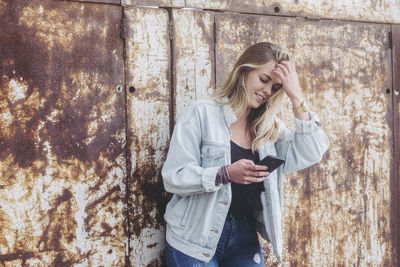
[245,61,282,109]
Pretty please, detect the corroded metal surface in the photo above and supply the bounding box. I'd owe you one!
[71,0,120,4]
[0,0,126,266]
[171,9,215,121]
[125,7,170,267]
[121,0,400,24]
[393,25,400,266]
[121,0,177,8]
[216,13,393,266]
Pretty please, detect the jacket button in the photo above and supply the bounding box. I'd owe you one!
[218,201,227,205]
[210,229,219,233]
[203,253,210,257]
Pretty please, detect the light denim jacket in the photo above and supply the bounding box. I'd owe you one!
[162,99,329,263]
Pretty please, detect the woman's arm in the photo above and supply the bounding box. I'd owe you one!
[162,119,223,197]
[275,112,329,174]
[272,60,329,172]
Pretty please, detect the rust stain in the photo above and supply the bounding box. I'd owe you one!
[38,189,74,248]
[0,251,35,265]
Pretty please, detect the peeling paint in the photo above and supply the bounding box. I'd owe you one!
[131,227,166,267]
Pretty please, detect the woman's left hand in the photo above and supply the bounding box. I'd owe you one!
[272,61,304,107]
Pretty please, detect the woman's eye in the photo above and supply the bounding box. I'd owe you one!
[260,78,268,83]
[272,84,282,91]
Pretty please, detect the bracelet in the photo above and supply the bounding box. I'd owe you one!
[215,165,231,186]
[221,165,231,184]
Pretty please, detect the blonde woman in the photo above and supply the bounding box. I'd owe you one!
[162,42,329,266]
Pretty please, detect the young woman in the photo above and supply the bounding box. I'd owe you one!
[162,42,329,266]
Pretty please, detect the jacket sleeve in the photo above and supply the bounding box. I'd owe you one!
[162,118,223,196]
[275,111,330,174]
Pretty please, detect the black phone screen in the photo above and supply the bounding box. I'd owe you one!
[259,155,285,173]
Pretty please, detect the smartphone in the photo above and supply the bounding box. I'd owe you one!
[259,155,285,173]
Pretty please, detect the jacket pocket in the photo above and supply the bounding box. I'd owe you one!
[200,143,226,168]
[180,195,195,227]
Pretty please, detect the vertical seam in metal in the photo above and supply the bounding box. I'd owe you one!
[121,6,131,267]
[166,7,175,136]
[213,13,217,91]
[390,24,398,267]
[396,27,399,267]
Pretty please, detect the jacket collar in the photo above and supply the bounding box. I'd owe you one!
[220,98,237,128]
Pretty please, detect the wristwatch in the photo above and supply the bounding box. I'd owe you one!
[292,100,308,115]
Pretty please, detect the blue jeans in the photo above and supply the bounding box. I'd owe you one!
[165,213,265,267]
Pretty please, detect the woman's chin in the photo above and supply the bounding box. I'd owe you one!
[250,101,263,109]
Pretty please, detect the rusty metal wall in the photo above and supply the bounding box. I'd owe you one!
[1,1,399,267]
[0,0,127,266]
[121,0,400,24]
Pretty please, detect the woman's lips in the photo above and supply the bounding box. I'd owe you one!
[255,93,265,102]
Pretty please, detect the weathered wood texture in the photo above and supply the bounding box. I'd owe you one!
[392,24,400,267]
[122,0,400,24]
[171,9,215,121]
[124,7,171,267]
[0,0,126,266]
[216,12,393,266]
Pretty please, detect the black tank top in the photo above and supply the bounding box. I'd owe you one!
[229,140,264,218]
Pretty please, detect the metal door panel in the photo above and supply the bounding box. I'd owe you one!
[216,12,393,266]
[124,7,170,267]
[0,1,126,266]
[171,9,215,121]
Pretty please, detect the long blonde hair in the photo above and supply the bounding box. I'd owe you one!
[212,42,290,153]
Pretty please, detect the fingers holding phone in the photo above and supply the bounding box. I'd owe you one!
[227,159,270,184]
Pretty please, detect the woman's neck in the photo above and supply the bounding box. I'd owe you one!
[230,108,252,149]
[235,108,250,123]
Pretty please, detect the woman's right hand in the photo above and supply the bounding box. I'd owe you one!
[227,159,269,184]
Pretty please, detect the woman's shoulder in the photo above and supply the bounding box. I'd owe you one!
[191,98,221,108]
[186,98,222,114]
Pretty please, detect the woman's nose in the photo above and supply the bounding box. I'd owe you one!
[263,86,272,95]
